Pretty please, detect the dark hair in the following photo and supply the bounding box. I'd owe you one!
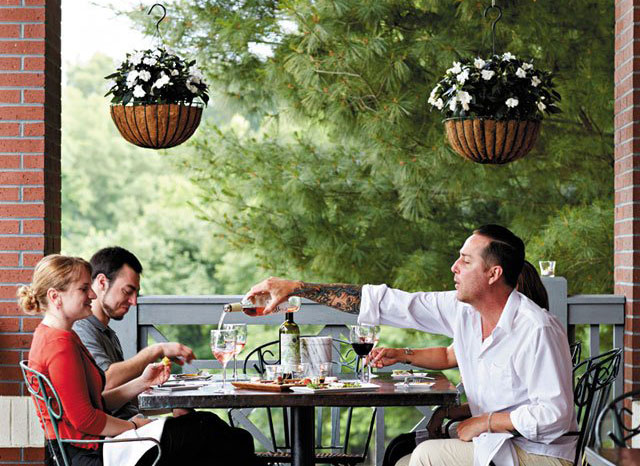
[89,247,143,282]
[517,260,549,310]
[473,224,525,288]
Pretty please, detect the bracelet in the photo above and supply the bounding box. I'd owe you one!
[130,420,137,430]
[487,412,494,434]
[403,348,414,365]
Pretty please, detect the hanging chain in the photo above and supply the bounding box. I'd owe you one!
[483,1,503,56]
[147,3,167,44]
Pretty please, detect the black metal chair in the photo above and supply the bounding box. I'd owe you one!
[382,347,621,466]
[570,341,582,367]
[594,388,640,449]
[231,337,376,466]
[19,360,162,466]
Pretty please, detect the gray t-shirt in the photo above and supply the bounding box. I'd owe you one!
[73,315,139,419]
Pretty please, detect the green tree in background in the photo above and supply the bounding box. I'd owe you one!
[130,0,613,296]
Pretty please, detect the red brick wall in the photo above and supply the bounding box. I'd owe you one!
[615,0,640,396]
[0,0,59,464]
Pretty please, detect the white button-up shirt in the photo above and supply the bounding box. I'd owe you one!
[359,285,577,462]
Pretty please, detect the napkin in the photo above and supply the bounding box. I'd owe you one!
[103,418,167,466]
[472,432,518,466]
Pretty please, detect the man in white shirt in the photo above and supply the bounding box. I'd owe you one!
[247,224,576,466]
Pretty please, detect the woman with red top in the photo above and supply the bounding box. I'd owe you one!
[19,255,257,466]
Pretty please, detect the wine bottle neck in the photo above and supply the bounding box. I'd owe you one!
[286,312,294,323]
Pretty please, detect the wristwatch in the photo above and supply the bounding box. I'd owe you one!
[403,347,414,365]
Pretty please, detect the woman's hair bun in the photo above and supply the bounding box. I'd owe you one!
[17,285,41,315]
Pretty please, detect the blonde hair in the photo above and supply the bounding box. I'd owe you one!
[17,254,91,315]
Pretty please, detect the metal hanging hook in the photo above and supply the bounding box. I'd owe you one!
[483,1,502,56]
[147,3,167,42]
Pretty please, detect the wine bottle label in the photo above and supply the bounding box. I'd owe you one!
[280,333,300,367]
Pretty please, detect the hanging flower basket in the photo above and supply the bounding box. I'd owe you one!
[444,118,541,164]
[105,46,209,150]
[110,103,204,149]
[429,53,560,164]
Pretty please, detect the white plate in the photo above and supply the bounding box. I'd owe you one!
[153,382,207,392]
[171,373,213,382]
[394,381,435,390]
[391,372,435,379]
[289,382,380,394]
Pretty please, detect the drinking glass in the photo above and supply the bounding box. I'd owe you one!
[368,325,381,379]
[539,260,556,277]
[210,329,236,392]
[223,323,247,381]
[349,325,377,383]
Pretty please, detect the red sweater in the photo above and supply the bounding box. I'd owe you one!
[28,323,108,450]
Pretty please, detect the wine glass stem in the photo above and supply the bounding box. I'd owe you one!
[222,362,227,390]
[233,355,238,381]
[360,356,365,383]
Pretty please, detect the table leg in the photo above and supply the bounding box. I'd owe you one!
[291,406,315,466]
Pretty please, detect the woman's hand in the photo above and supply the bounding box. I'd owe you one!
[367,347,403,368]
[141,362,170,388]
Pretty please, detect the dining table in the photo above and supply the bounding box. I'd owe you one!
[585,446,640,466]
[138,374,460,466]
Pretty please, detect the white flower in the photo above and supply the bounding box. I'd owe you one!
[474,58,486,69]
[152,48,162,57]
[457,69,470,84]
[138,70,151,82]
[505,97,519,108]
[522,62,534,71]
[537,101,547,112]
[502,52,515,61]
[481,70,495,80]
[143,57,157,66]
[186,77,199,94]
[447,61,462,74]
[434,98,444,110]
[448,97,458,112]
[130,51,144,66]
[457,91,472,111]
[153,73,171,89]
[126,70,139,86]
[133,85,145,98]
[171,69,179,76]
[531,76,541,87]
[516,67,526,78]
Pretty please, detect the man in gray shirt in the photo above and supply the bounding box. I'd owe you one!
[73,246,195,418]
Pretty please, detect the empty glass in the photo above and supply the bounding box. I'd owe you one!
[539,260,556,277]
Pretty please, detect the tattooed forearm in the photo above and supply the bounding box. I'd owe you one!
[293,282,362,314]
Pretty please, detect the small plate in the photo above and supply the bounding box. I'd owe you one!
[290,381,380,394]
[172,373,212,382]
[153,382,207,392]
[394,381,435,390]
[391,371,434,379]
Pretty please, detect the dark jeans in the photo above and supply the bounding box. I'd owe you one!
[46,412,257,466]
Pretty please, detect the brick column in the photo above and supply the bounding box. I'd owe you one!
[0,0,60,464]
[616,0,640,396]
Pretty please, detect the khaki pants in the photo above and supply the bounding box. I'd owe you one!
[395,439,573,466]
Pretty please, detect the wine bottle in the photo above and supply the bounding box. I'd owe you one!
[223,295,301,316]
[279,312,300,379]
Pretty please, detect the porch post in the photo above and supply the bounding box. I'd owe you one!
[0,0,61,463]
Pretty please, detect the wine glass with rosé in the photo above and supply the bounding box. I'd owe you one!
[223,323,247,381]
[211,329,236,392]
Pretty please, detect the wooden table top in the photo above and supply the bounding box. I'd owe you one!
[138,374,459,410]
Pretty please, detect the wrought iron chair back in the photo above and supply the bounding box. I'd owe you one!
[19,360,161,466]
[570,341,582,367]
[238,337,375,465]
[571,347,622,464]
[594,388,640,448]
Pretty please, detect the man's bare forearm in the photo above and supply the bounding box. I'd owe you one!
[293,282,362,314]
